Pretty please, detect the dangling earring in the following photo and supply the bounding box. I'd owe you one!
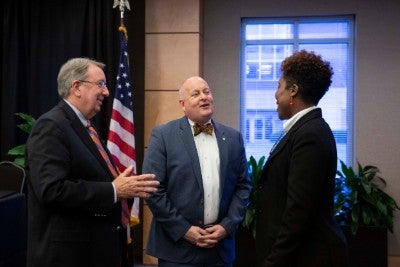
[289,97,294,107]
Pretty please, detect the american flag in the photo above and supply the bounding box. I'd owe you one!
[107,26,139,243]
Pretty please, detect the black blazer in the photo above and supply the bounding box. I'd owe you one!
[26,100,125,267]
[255,108,348,267]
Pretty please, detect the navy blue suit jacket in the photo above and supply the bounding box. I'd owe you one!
[143,116,251,264]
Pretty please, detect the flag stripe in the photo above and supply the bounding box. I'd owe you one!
[108,140,135,170]
[108,119,136,149]
[110,155,125,175]
[111,99,135,133]
[108,131,136,162]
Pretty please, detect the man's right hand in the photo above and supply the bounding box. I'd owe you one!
[113,165,159,199]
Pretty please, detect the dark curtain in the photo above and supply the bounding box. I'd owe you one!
[0,0,145,262]
[0,0,145,164]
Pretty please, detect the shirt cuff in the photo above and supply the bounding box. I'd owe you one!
[111,183,117,203]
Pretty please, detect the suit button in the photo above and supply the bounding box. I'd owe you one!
[200,198,204,204]
[116,226,121,231]
[258,185,263,190]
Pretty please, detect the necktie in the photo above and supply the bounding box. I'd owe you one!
[193,123,213,136]
[86,121,130,227]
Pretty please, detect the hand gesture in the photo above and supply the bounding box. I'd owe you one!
[113,165,159,199]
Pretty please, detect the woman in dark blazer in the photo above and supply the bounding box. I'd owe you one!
[255,50,349,267]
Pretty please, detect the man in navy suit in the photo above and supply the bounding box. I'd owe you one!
[26,58,159,267]
[143,76,252,267]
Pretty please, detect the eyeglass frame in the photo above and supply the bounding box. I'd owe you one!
[78,80,107,89]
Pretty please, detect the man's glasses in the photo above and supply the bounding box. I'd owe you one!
[79,80,107,89]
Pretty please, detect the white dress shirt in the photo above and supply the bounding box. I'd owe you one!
[188,119,220,225]
[283,106,318,133]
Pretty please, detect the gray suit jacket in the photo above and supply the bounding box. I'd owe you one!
[143,116,251,264]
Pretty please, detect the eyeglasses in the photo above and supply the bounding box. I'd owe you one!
[79,80,107,89]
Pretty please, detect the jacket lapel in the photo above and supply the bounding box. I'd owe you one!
[178,117,204,190]
[267,108,322,162]
[58,101,114,179]
[213,121,228,193]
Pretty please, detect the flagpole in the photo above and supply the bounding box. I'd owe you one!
[111,0,139,249]
[113,0,131,28]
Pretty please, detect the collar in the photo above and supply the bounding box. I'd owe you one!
[63,99,88,127]
[283,106,318,133]
[187,118,212,134]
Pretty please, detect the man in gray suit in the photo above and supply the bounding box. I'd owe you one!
[143,76,252,267]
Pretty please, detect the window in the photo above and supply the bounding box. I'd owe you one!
[240,16,354,166]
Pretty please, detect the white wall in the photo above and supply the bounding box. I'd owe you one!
[203,0,400,255]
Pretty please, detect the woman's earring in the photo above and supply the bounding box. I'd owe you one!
[289,97,293,107]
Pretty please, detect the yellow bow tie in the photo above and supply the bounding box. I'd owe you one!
[193,123,213,136]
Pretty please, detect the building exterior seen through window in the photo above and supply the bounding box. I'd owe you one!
[240,16,354,167]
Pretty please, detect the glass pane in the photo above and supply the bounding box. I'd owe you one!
[246,23,293,40]
[299,22,349,39]
[245,44,293,81]
[255,119,263,139]
[245,119,250,142]
[243,43,293,157]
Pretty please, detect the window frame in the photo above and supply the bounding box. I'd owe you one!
[240,15,355,166]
